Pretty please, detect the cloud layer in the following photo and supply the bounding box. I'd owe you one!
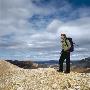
[0,0,90,60]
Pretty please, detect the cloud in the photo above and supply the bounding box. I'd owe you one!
[47,20,63,33]
[47,17,90,40]
[0,0,90,60]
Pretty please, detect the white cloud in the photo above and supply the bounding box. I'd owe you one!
[47,17,90,40]
[1,0,55,36]
[47,19,63,33]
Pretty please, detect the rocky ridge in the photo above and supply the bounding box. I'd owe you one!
[0,60,90,90]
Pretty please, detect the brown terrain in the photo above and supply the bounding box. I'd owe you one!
[0,60,90,90]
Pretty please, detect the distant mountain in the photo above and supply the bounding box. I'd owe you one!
[6,60,38,69]
[5,57,90,72]
[71,57,90,68]
[71,57,90,73]
[78,57,90,68]
[80,57,90,62]
[34,60,59,65]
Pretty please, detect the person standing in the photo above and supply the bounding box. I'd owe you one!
[58,33,73,73]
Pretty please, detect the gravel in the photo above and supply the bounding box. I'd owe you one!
[0,60,90,90]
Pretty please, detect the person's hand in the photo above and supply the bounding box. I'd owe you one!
[66,50,70,52]
[60,50,63,54]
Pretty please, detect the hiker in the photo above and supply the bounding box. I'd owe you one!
[58,33,74,73]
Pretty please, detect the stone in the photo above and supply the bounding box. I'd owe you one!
[0,60,90,90]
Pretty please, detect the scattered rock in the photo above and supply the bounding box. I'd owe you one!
[0,60,90,90]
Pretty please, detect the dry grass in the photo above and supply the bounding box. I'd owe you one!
[71,67,90,73]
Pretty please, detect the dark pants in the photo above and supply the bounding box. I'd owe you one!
[59,50,70,72]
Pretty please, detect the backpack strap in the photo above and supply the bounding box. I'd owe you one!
[65,38,68,47]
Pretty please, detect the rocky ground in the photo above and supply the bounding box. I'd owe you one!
[0,60,90,90]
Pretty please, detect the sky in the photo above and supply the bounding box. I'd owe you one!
[0,0,90,61]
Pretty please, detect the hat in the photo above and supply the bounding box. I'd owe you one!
[61,33,66,36]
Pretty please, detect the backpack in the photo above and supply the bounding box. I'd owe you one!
[65,37,74,52]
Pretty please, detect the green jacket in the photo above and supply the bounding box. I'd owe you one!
[61,39,71,51]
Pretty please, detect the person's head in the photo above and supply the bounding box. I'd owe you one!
[61,33,66,39]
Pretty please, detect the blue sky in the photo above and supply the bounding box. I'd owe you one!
[0,0,90,61]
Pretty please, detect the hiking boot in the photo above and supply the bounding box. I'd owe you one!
[57,70,63,73]
[64,71,70,74]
